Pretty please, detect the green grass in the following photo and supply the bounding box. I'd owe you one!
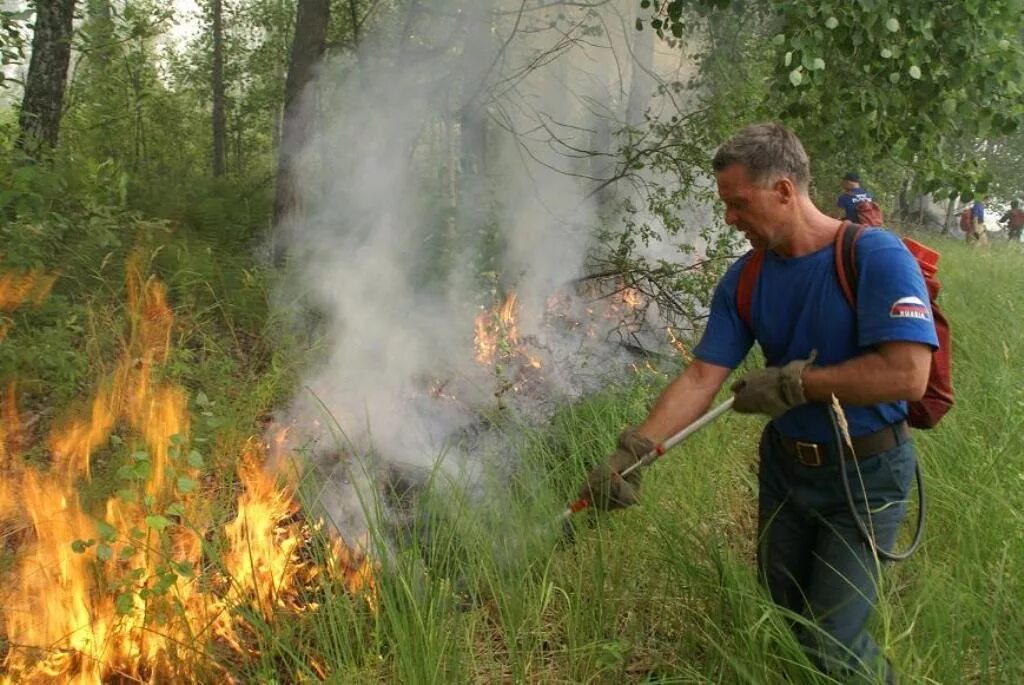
[5,234,1024,683]
[257,235,1023,684]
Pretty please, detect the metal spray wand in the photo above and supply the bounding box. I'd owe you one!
[559,396,735,521]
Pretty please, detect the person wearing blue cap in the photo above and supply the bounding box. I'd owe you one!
[835,172,882,224]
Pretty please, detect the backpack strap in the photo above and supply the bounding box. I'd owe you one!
[736,249,765,330]
[737,223,865,330]
[834,221,865,309]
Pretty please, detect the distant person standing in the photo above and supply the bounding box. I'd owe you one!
[999,200,1024,242]
[836,172,884,226]
[960,201,987,245]
[971,200,988,245]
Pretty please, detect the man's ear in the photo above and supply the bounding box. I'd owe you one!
[774,177,798,204]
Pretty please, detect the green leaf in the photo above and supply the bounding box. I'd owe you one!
[96,544,113,561]
[789,68,804,86]
[194,390,210,407]
[145,515,172,531]
[97,521,117,542]
[908,65,922,79]
[115,593,135,615]
[880,48,893,59]
[176,477,197,493]
[119,545,137,560]
[772,33,786,46]
[116,488,138,503]
[784,51,793,67]
[889,72,901,84]
[165,501,186,517]
[812,58,826,71]
[171,560,194,577]
[824,16,838,29]
[885,17,900,32]
[71,539,94,553]
[942,98,957,115]
[187,450,205,469]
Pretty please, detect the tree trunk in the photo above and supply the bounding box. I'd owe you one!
[211,0,226,177]
[16,0,76,156]
[272,0,330,261]
[943,195,956,235]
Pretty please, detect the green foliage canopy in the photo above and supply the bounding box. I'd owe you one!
[643,0,1024,198]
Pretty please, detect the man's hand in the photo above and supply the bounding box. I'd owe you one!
[578,427,655,511]
[731,351,817,418]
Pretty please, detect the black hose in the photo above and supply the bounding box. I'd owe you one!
[828,404,925,562]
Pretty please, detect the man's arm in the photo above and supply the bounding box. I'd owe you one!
[801,341,931,406]
[636,359,733,444]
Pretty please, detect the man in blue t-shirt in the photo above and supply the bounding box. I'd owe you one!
[835,171,875,222]
[965,199,988,245]
[580,123,937,683]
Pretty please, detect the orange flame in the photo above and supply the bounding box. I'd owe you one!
[0,256,376,682]
[474,291,521,364]
[620,287,643,309]
[0,269,57,311]
[0,265,57,343]
[473,291,543,371]
[667,326,694,363]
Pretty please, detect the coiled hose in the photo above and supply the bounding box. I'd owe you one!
[828,403,925,561]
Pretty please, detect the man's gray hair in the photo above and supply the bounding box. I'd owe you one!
[712,123,810,190]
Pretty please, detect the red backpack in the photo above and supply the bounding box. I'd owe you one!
[959,207,974,233]
[854,199,884,227]
[735,222,953,429]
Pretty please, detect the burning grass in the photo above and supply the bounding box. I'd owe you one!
[6,236,1021,684]
[0,256,376,683]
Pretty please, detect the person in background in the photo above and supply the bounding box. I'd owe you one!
[999,200,1024,242]
[968,199,988,246]
[835,172,876,222]
[581,123,936,684]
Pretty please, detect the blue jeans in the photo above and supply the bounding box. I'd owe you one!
[757,423,917,683]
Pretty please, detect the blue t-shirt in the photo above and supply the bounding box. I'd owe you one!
[694,229,939,442]
[836,187,874,222]
[972,201,984,221]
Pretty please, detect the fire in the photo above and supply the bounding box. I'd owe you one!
[667,326,694,363]
[474,291,521,365]
[0,264,57,343]
[0,256,376,682]
[0,268,57,311]
[620,286,643,310]
[473,291,543,371]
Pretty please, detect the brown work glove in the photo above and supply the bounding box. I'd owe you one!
[731,351,817,418]
[578,427,655,511]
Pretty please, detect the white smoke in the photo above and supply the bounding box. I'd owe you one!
[272,1,708,546]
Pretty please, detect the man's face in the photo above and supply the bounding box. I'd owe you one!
[840,179,855,192]
[715,163,789,249]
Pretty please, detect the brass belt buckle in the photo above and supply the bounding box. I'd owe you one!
[795,441,822,467]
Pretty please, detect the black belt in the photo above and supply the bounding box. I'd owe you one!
[778,421,910,467]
